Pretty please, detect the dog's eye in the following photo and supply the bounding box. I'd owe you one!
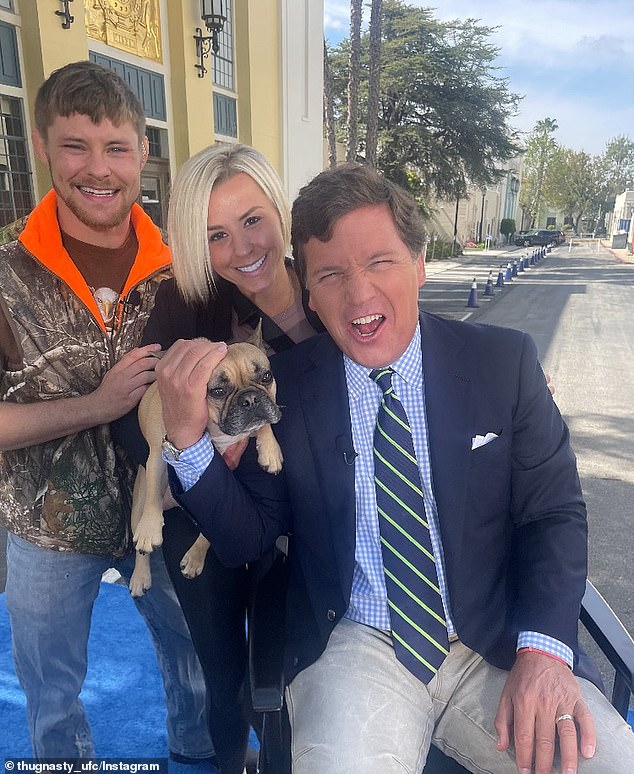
[208,387,226,398]
[260,371,273,384]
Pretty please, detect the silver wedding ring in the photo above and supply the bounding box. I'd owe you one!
[555,713,574,723]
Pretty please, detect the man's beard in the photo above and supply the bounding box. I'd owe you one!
[53,181,135,232]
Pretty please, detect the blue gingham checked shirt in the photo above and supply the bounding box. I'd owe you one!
[167,326,573,667]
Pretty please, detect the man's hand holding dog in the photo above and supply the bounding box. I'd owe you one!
[0,343,162,451]
[156,338,228,450]
[94,344,162,422]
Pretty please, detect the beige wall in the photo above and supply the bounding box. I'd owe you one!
[19,0,90,197]
[164,1,215,167]
[280,0,324,202]
[234,0,282,173]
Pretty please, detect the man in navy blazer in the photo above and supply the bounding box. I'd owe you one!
[156,164,634,773]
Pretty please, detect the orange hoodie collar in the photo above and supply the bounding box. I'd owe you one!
[19,190,171,332]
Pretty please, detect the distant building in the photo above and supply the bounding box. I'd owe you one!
[427,158,523,248]
[608,190,634,238]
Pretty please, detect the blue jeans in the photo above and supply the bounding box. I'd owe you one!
[5,533,214,760]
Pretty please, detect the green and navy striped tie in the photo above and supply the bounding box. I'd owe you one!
[370,367,449,683]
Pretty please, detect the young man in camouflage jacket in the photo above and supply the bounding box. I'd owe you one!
[0,61,214,763]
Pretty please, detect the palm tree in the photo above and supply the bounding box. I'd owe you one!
[346,0,362,161]
[365,0,383,167]
[323,39,337,168]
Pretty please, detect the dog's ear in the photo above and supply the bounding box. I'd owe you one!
[247,320,264,351]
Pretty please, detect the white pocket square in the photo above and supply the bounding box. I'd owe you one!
[471,432,499,450]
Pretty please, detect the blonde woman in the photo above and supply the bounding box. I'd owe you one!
[139,144,323,774]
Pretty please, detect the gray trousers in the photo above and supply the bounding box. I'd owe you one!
[286,618,634,774]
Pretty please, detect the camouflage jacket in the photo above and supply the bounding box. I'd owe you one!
[0,191,171,555]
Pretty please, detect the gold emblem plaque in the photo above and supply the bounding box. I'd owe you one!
[84,1,163,63]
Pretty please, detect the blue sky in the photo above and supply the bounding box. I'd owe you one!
[323,0,634,155]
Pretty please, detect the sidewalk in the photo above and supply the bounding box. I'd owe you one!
[424,246,520,276]
[426,241,634,276]
[601,241,634,264]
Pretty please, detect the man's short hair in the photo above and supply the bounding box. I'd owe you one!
[34,60,146,141]
[291,163,427,287]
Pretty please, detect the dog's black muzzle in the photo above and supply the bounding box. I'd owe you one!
[220,389,282,435]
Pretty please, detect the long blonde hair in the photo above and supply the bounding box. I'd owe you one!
[167,143,291,304]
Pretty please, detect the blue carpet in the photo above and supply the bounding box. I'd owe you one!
[0,582,218,772]
[2,584,632,766]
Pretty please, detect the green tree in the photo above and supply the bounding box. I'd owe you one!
[598,135,634,217]
[327,0,520,198]
[543,149,604,234]
[603,135,634,190]
[519,118,559,228]
[500,218,516,243]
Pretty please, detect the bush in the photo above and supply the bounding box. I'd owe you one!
[427,238,458,259]
[500,218,516,243]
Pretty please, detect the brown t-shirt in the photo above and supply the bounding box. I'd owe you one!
[61,227,137,295]
[0,228,138,364]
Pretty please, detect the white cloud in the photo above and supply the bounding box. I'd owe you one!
[324,1,350,38]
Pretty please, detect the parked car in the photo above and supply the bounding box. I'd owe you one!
[514,229,563,247]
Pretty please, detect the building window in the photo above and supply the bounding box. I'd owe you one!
[0,94,34,226]
[146,126,168,159]
[213,92,237,138]
[212,0,234,90]
[89,52,166,121]
[0,1,14,10]
[0,22,20,87]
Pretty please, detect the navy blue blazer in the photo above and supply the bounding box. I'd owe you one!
[175,312,588,682]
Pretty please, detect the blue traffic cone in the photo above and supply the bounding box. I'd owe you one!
[466,277,480,307]
[496,266,505,288]
[505,261,513,282]
[512,260,518,277]
[484,271,494,296]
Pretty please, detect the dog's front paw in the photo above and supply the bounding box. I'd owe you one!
[256,440,284,475]
[180,534,210,579]
[129,553,152,597]
[133,514,164,555]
